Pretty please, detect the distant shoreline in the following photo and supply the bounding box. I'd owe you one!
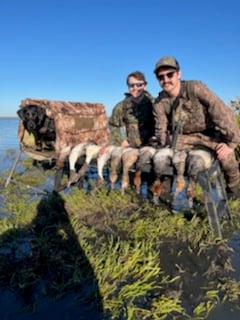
[0,116,18,119]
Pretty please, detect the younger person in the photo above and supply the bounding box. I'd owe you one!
[109,71,155,147]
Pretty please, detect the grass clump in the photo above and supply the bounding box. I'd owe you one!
[0,163,240,319]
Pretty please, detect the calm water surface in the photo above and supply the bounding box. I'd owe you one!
[0,118,19,150]
[0,118,20,171]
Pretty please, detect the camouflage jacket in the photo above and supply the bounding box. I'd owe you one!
[153,80,240,150]
[109,91,155,147]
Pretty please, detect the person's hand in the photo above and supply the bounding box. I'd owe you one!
[215,142,234,161]
[121,139,130,147]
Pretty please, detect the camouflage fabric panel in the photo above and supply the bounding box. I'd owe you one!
[20,98,51,109]
[173,99,209,133]
[54,111,109,152]
[20,99,107,117]
[19,99,110,153]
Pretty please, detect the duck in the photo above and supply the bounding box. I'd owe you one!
[133,146,156,194]
[121,147,139,194]
[185,148,215,207]
[151,147,174,204]
[151,148,188,204]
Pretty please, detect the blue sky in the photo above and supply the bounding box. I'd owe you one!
[1,0,240,117]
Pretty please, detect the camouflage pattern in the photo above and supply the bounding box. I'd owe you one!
[174,133,220,151]
[154,56,180,74]
[221,151,240,189]
[18,98,110,165]
[153,80,240,189]
[109,91,155,147]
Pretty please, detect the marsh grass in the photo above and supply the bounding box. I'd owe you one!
[0,162,240,319]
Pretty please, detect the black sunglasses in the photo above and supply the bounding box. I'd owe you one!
[157,71,176,81]
[127,82,145,88]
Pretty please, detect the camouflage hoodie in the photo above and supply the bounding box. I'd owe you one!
[153,80,240,149]
[109,91,155,147]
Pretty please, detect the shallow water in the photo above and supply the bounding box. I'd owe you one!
[0,118,20,171]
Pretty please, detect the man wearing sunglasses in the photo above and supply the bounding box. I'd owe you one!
[153,56,240,199]
[108,71,155,148]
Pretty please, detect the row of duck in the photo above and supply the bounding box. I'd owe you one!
[57,142,215,206]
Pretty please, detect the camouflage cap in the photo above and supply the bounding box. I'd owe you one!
[154,56,180,74]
